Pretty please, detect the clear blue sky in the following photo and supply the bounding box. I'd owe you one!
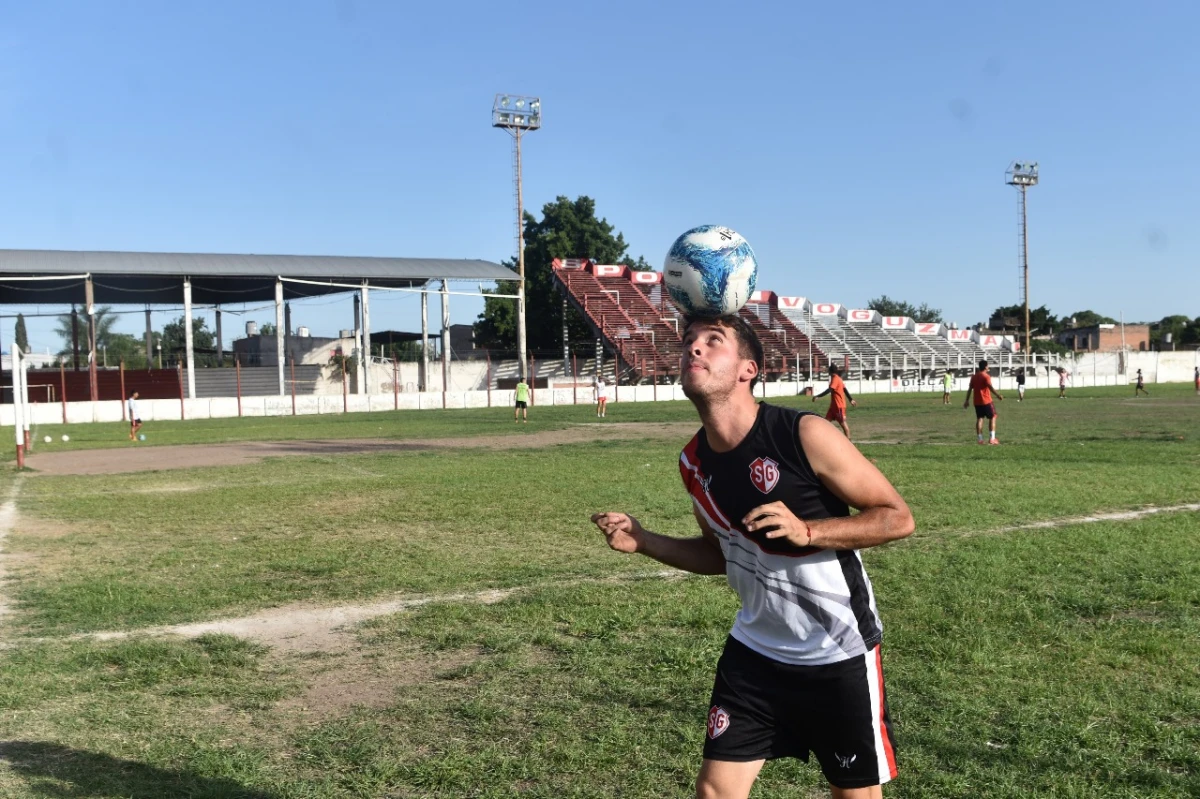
[2,0,1197,354]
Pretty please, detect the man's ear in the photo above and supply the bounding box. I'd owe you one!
[739,357,759,385]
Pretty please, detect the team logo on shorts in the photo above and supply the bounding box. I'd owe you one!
[707,705,731,739]
[749,457,779,494]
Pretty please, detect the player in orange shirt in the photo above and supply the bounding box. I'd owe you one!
[813,363,857,440]
[964,359,1004,445]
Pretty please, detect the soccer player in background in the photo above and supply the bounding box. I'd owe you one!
[813,363,857,440]
[513,377,530,423]
[594,373,608,418]
[593,314,913,799]
[127,391,143,441]
[1056,367,1070,399]
[964,360,1003,445]
[1134,369,1149,397]
[941,371,953,405]
[1016,369,1026,402]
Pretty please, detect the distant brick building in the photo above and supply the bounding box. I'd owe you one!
[1056,324,1150,352]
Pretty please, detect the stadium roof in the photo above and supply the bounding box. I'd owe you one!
[0,249,517,305]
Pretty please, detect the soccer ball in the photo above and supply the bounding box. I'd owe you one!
[44,435,52,444]
[663,225,758,317]
[62,435,69,442]
[139,434,146,441]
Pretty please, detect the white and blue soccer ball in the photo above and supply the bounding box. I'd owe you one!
[663,225,758,317]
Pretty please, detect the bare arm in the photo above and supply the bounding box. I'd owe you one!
[742,416,914,550]
[591,509,726,575]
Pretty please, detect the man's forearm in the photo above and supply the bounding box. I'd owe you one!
[638,531,726,575]
[808,506,914,550]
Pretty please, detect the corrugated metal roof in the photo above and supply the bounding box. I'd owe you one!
[0,249,518,305]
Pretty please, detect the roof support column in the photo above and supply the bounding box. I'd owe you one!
[420,288,429,392]
[144,308,154,371]
[360,280,370,395]
[441,280,450,393]
[85,277,98,401]
[183,277,196,399]
[275,278,285,395]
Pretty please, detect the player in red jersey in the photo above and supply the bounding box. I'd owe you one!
[813,364,857,440]
[964,360,1004,445]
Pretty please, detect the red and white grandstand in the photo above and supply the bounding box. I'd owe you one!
[552,259,1020,384]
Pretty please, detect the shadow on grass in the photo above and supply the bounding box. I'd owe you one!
[0,741,276,798]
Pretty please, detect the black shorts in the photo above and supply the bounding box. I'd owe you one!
[704,636,897,789]
[514,400,527,409]
[974,403,995,420]
[131,418,142,425]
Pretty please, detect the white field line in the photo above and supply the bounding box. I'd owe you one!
[3,502,1198,650]
[0,477,25,624]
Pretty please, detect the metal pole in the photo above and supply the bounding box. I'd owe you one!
[215,306,223,367]
[420,289,429,392]
[393,355,399,410]
[119,360,126,421]
[1021,185,1031,362]
[290,358,296,416]
[85,278,98,401]
[144,308,154,370]
[235,357,243,417]
[441,279,450,399]
[361,281,371,396]
[516,127,528,381]
[275,278,286,395]
[177,362,185,420]
[183,277,196,399]
[59,361,67,425]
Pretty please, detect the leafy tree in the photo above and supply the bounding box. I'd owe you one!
[1150,314,1192,349]
[258,323,277,338]
[1030,339,1070,355]
[101,333,151,368]
[474,196,642,351]
[1063,310,1117,328]
[54,305,121,360]
[14,313,29,352]
[989,304,1058,335]
[867,295,942,322]
[161,316,217,366]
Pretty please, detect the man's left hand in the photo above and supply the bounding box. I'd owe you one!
[742,501,813,547]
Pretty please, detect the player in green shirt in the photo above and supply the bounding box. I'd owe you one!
[514,378,530,423]
[942,371,953,405]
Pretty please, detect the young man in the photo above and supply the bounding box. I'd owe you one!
[964,360,1003,445]
[1016,369,1026,402]
[1194,366,1199,396]
[1057,367,1069,399]
[1134,369,1149,397]
[593,314,914,799]
[127,391,143,441]
[513,377,530,423]
[941,371,953,405]
[595,374,608,418]
[813,364,857,440]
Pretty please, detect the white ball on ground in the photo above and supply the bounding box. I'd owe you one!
[62,434,70,442]
[44,435,52,444]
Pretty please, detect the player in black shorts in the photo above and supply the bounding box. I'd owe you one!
[593,314,915,798]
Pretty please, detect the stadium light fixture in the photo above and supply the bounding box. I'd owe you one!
[1005,160,1039,364]
[492,94,542,380]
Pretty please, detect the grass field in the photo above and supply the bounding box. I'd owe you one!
[0,383,1197,797]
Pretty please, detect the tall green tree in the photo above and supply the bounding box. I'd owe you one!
[1063,310,1117,328]
[1150,314,1193,349]
[14,313,29,352]
[989,304,1059,334]
[474,196,642,351]
[54,305,121,360]
[867,295,943,322]
[162,316,217,366]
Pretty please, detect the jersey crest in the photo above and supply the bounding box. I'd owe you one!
[749,456,779,494]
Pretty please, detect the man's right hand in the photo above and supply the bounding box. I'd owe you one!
[591,511,644,554]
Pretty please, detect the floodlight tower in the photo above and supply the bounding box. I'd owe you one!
[1005,161,1038,362]
[492,94,541,380]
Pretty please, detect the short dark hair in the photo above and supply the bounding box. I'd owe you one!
[828,363,841,376]
[977,359,989,371]
[682,314,764,390]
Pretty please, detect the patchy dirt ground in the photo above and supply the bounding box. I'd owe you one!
[22,423,699,476]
